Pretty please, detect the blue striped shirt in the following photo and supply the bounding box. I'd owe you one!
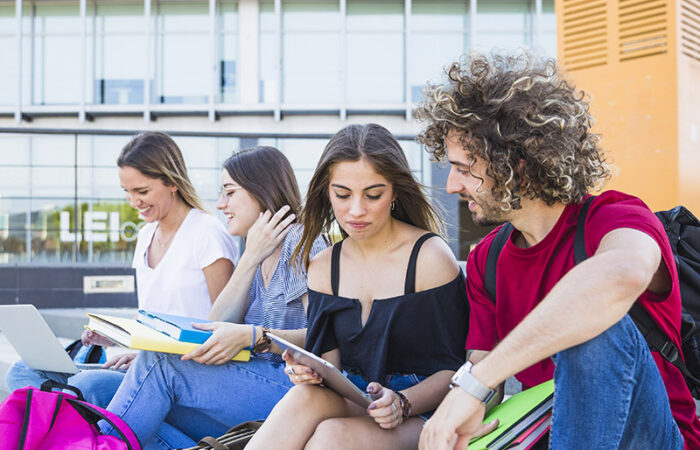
[243,225,328,362]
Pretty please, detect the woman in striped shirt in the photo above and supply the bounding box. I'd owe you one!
[101,146,328,450]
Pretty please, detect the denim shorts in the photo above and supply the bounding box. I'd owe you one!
[346,371,433,420]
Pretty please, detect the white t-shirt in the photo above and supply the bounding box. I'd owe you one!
[132,208,238,319]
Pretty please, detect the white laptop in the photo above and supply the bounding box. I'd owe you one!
[0,304,110,374]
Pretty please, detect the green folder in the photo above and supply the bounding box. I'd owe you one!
[468,379,555,450]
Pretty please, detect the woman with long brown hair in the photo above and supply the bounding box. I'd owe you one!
[100,146,328,450]
[248,124,469,450]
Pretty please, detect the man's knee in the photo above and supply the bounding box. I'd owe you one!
[556,315,640,372]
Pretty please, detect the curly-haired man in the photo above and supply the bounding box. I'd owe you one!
[416,52,700,449]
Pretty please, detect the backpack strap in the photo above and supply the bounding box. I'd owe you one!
[575,196,700,386]
[67,398,142,450]
[574,196,595,264]
[331,241,343,297]
[404,233,438,294]
[484,223,514,303]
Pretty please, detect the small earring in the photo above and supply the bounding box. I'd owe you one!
[391,201,396,211]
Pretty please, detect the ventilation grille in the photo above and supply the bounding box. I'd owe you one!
[680,0,700,62]
[561,0,609,71]
[618,0,668,62]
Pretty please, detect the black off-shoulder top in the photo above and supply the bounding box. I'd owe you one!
[305,233,469,383]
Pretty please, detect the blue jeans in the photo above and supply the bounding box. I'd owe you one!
[100,351,294,450]
[551,315,684,449]
[5,360,125,408]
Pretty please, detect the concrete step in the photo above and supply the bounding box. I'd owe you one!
[41,307,138,341]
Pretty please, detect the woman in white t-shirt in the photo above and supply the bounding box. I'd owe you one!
[4,131,237,406]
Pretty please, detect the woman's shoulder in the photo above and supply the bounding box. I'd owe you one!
[306,244,335,294]
[409,229,460,292]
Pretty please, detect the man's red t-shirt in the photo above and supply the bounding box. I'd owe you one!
[466,190,700,448]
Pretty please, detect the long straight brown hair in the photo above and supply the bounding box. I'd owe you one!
[223,146,301,218]
[292,123,446,270]
[117,131,207,211]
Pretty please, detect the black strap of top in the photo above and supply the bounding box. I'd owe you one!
[404,233,438,295]
[330,240,344,297]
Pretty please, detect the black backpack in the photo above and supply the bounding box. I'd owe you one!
[484,197,700,398]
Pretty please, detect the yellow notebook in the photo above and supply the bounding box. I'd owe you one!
[86,313,251,362]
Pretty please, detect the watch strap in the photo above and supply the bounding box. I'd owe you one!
[451,362,496,404]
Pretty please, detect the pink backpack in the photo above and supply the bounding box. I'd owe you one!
[0,380,141,450]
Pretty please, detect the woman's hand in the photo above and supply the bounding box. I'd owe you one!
[242,206,296,266]
[181,322,252,365]
[81,329,116,347]
[366,382,404,429]
[103,352,136,370]
[282,350,322,385]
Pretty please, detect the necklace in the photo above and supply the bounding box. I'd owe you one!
[155,210,187,248]
[155,224,176,248]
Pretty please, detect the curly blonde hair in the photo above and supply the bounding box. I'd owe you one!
[415,51,611,210]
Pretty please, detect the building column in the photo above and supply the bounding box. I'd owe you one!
[238,0,260,105]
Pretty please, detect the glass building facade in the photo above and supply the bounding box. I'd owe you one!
[0,0,557,266]
[0,131,424,264]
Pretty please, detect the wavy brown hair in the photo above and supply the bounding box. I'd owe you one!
[117,131,207,211]
[415,51,611,210]
[292,123,446,270]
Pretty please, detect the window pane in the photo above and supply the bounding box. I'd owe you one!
[408,33,464,102]
[29,198,77,264]
[34,3,80,34]
[31,135,75,166]
[78,167,123,199]
[189,168,220,201]
[220,1,238,32]
[347,0,403,32]
[219,33,238,103]
[283,33,341,104]
[541,0,557,58]
[75,200,141,264]
[0,226,27,264]
[157,33,209,104]
[95,2,144,33]
[283,1,339,32]
[32,167,75,198]
[0,7,16,106]
[0,134,30,165]
[158,2,209,33]
[33,35,81,104]
[259,32,276,104]
[411,1,467,31]
[475,0,530,51]
[0,167,30,196]
[94,35,146,104]
[347,33,403,104]
[79,135,131,167]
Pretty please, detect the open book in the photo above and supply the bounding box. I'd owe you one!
[86,313,250,362]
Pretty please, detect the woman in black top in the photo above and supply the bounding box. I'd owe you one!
[247,124,468,450]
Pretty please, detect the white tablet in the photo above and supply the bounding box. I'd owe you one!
[267,332,372,407]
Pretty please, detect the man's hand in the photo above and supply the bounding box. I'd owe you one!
[181,322,251,365]
[419,388,498,450]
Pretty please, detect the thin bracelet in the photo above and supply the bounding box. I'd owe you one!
[251,325,256,350]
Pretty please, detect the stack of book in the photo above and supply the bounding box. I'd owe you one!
[469,380,554,450]
[85,310,251,362]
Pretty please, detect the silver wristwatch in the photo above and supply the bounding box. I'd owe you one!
[450,361,496,404]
